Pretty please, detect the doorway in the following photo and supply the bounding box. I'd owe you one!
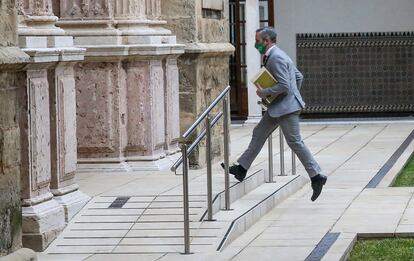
[229,0,274,120]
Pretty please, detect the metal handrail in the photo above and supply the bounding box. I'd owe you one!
[182,85,231,139]
[171,112,223,172]
[177,86,231,254]
[179,88,298,254]
[268,127,297,180]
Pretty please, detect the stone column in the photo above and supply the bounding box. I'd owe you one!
[48,63,90,222]
[146,0,161,19]
[58,0,184,172]
[18,65,66,252]
[0,0,30,257]
[245,0,262,124]
[162,0,234,168]
[164,57,181,155]
[17,0,88,251]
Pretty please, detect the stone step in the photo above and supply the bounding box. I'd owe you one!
[44,170,306,255]
[214,175,308,251]
[199,169,267,221]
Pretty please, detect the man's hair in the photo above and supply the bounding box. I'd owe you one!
[256,27,277,43]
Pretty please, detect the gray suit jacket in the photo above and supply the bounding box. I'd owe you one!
[262,46,305,118]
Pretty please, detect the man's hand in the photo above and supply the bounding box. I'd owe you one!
[255,83,265,98]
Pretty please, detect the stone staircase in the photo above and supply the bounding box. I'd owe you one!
[44,169,307,256]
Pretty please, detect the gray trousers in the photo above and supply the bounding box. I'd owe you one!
[238,111,321,178]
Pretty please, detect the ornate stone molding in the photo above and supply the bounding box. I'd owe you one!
[146,0,160,19]
[18,0,53,16]
[16,0,88,251]
[61,0,113,19]
[56,0,184,172]
[114,0,145,19]
[57,0,175,46]
[297,31,414,48]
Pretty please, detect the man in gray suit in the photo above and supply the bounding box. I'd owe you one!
[225,27,327,201]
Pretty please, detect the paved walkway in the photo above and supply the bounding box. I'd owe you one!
[38,121,414,261]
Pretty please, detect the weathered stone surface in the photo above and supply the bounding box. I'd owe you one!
[125,60,165,158]
[114,0,145,19]
[58,0,184,171]
[51,0,59,17]
[19,69,52,202]
[0,1,30,257]
[164,58,181,154]
[18,0,53,16]
[0,0,18,47]
[75,55,182,170]
[0,248,37,261]
[0,72,24,256]
[16,0,87,251]
[162,0,234,168]
[49,65,77,190]
[61,0,163,20]
[22,199,65,252]
[53,189,90,222]
[161,0,197,44]
[146,0,161,19]
[75,61,126,160]
[60,0,113,20]
[17,0,65,45]
[179,52,233,168]
[0,48,30,67]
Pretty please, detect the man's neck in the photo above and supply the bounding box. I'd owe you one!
[265,44,276,56]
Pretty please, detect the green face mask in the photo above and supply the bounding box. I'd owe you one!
[255,42,267,55]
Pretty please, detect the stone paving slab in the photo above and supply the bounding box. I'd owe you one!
[39,122,414,260]
[201,123,414,261]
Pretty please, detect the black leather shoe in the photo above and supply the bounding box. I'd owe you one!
[311,174,327,201]
[221,163,247,182]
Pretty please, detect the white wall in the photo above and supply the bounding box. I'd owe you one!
[274,0,414,62]
[245,0,262,123]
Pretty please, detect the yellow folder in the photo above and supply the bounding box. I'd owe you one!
[251,67,279,107]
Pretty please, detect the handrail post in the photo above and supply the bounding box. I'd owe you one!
[206,117,214,221]
[279,128,286,176]
[292,150,296,175]
[181,144,191,254]
[223,94,231,210]
[268,134,274,183]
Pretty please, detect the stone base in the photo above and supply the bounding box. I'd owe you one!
[127,154,181,171]
[22,200,65,252]
[0,248,37,261]
[53,190,90,223]
[76,161,132,173]
[77,154,182,173]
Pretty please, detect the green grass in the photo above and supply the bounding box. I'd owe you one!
[393,156,414,187]
[349,238,414,261]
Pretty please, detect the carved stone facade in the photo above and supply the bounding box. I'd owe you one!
[0,0,31,258]
[57,0,185,172]
[0,0,227,256]
[162,0,234,168]
[16,0,90,252]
